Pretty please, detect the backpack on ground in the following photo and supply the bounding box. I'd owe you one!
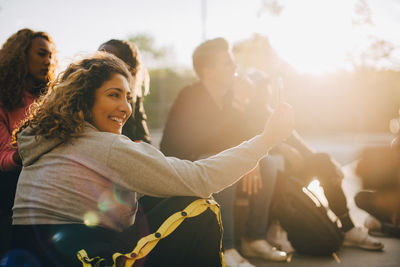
[271,173,344,256]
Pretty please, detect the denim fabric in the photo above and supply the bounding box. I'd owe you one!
[214,155,282,249]
[245,156,280,239]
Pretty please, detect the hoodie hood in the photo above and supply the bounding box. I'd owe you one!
[18,126,64,167]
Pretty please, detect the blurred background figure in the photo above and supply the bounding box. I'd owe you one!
[355,126,400,238]
[160,38,288,267]
[0,28,57,258]
[241,68,384,253]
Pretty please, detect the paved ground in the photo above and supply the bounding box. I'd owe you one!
[150,130,400,267]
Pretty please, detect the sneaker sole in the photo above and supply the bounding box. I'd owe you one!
[368,229,391,238]
[241,247,288,261]
[342,240,384,251]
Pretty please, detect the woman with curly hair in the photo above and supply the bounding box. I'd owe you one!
[98,39,151,144]
[8,52,293,266]
[0,28,57,171]
[0,28,57,257]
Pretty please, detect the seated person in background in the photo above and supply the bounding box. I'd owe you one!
[160,38,288,267]
[0,28,57,258]
[355,134,400,237]
[9,52,294,266]
[161,38,383,267]
[247,69,384,252]
[98,39,151,143]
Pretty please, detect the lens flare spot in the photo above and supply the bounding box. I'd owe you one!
[113,184,134,206]
[52,232,63,242]
[98,191,115,212]
[83,211,99,227]
[389,118,400,134]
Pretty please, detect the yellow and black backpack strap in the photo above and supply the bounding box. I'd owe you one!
[77,198,225,267]
[77,249,105,267]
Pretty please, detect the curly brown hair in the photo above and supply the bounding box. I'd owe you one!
[13,52,132,143]
[99,39,149,97]
[0,28,58,110]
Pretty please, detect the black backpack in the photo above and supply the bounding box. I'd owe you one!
[271,173,344,256]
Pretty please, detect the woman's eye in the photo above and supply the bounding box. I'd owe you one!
[127,96,133,103]
[109,93,120,98]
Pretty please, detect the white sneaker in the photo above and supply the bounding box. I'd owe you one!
[343,226,384,250]
[241,239,288,261]
[224,248,255,267]
[266,221,295,253]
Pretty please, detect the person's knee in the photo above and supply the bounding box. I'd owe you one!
[354,191,374,209]
[318,172,343,188]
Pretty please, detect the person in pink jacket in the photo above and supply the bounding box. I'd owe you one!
[0,28,57,258]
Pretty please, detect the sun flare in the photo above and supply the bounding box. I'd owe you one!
[260,0,363,74]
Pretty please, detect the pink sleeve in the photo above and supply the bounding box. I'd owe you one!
[0,109,19,172]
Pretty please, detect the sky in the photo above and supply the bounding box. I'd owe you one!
[1,0,399,74]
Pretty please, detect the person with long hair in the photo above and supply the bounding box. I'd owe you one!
[8,52,294,266]
[0,28,57,257]
[98,39,151,143]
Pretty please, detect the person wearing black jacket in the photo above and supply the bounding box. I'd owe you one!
[160,38,288,266]
[160,38,383,266]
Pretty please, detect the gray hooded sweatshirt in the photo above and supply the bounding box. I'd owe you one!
[13,123,268,232]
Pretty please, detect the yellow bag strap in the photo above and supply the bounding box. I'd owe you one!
[77,198,225,267]
[76,250,105,267]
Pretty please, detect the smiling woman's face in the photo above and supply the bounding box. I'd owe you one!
[91,73,132,134]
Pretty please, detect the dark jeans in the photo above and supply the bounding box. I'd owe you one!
[355,190,400,237]
[5,196,222,267]
[213,156,279,249]
[0,170,20,258]
[355,190,394,224]
[0,210,12,260]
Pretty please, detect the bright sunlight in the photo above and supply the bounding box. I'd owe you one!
[258,0,368,74]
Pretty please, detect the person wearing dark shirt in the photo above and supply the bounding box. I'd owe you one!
[160,38,288,266]
[161,38,384,266]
